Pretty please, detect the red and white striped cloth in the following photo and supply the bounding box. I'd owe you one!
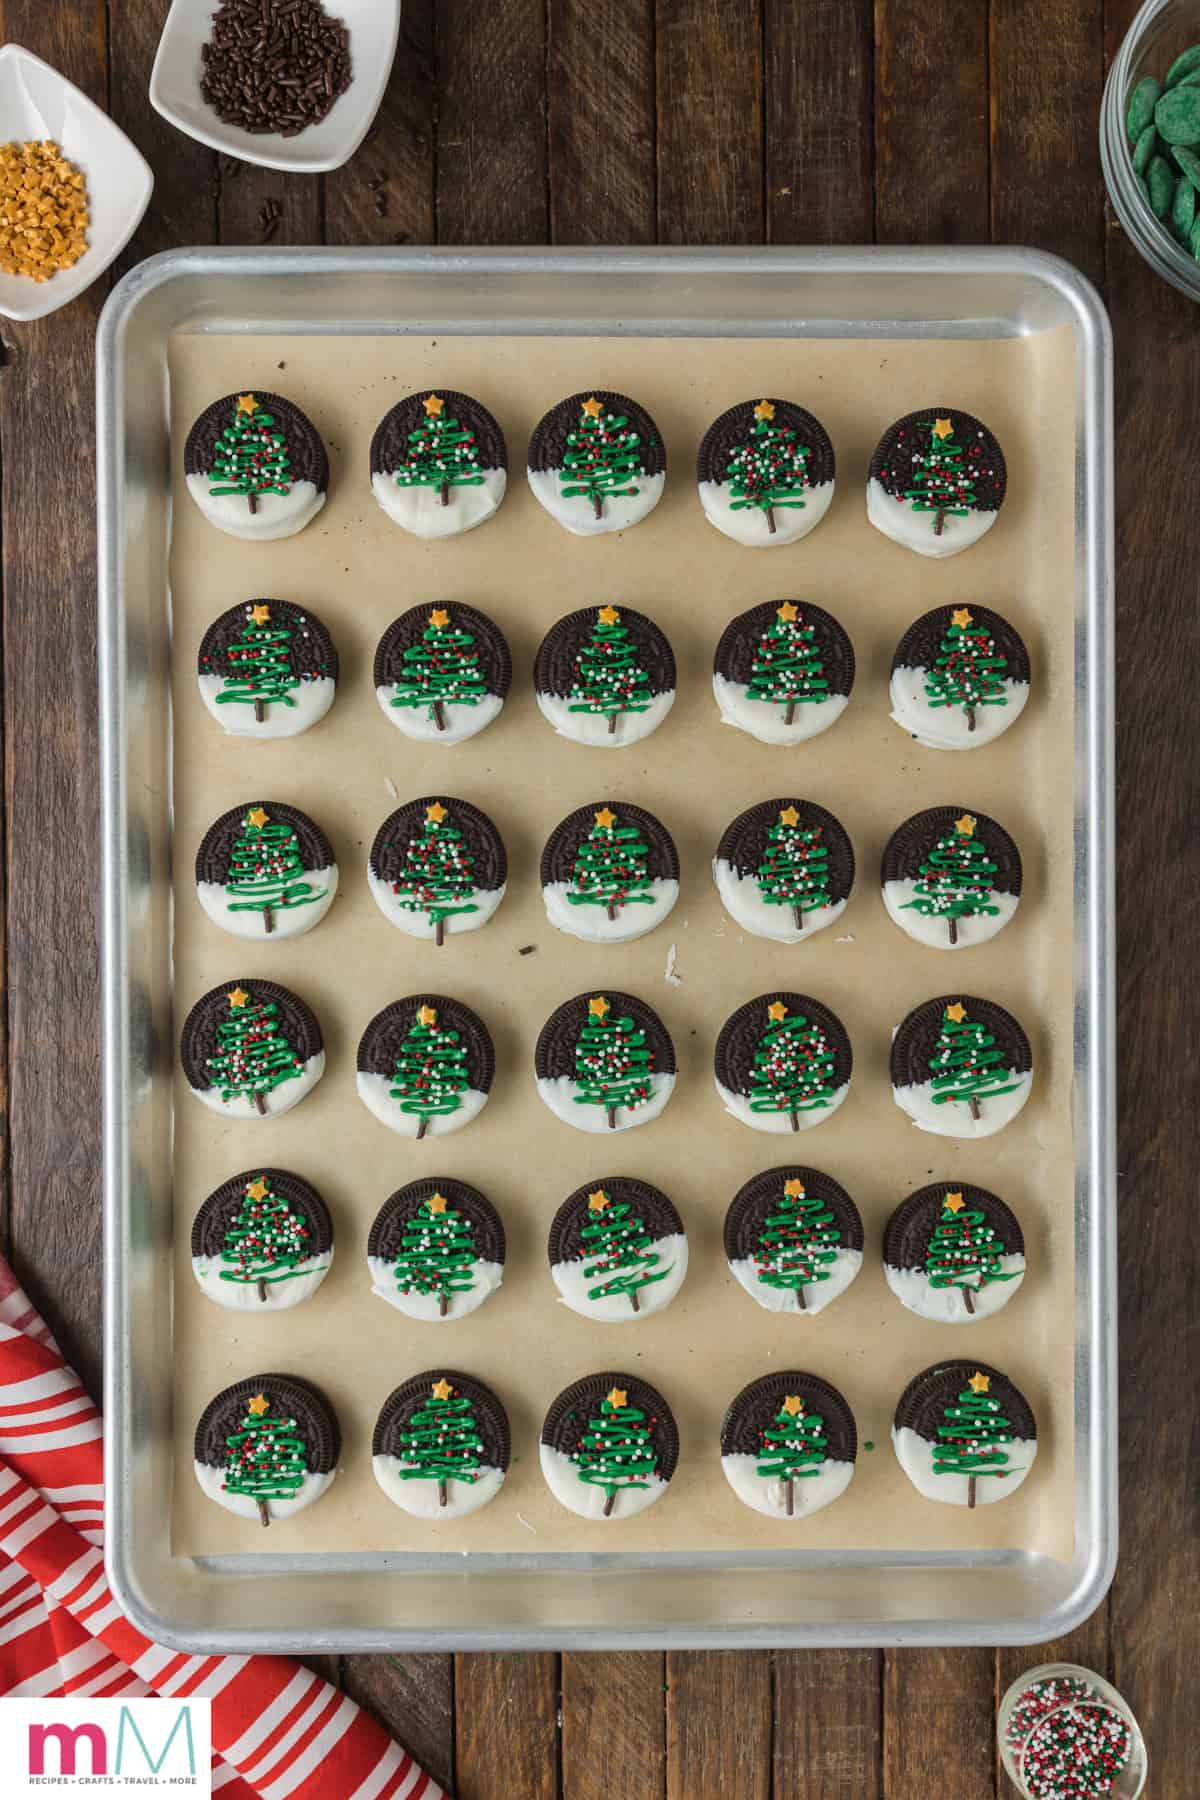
[0,1258,445,1799]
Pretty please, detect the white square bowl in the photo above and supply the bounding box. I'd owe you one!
[149,0,401,175]
[0,44,153,323]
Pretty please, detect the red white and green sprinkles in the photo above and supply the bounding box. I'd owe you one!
[1012,1684,1133,1799]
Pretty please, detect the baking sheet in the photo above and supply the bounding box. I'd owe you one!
[167,328,1076,1559]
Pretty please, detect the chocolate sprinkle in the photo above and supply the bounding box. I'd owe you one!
[199,1,352,138]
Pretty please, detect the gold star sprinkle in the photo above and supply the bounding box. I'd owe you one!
[431,1378,454,1401]
[228,987,249,1009]
[781,1394,803,1416]
[945,1001,967,1023]
[754,399,776,421]
[249,603,271,625]
[427,1193,449,1215]
[426,801,448,824]
[955,814,976,837]
[429,607,450,628]
[767,1000,789,1022]
[606,1386,627,1409]
[246,806,269,829]
[588,1189,610,1212]
[776,600,798,622]
[236,393,258,414]
[424,393,445,416]
[247,1392,270,1415]
[968,1371,991,1394]
[417,1004,438,1028]
[246,1177,269,1202]
[581,396,604,418]
[944,1191,965,1213]
[597,604,620,626]
[779,805,800,828]
[951,607,974,628]
[588,995,610,1018]
[933,416,954,439]
[594,806,617,829]
[783,1178,806,1198]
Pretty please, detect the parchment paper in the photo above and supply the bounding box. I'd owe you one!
[167,327,1077,1559]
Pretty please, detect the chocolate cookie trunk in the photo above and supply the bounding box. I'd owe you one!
[548,1177,688,1322]
[197,599,339,739]
[356,994,495,1140]
[714,993,852,1135]
[713,798,854,943]
[883,1182,1025,1324]
[541,801,679,944]
[373,1371,510,1518]
[890,994,1033,1139]
[881,805,1022,950]
[374,602,512,745]
[191,1168,333,1312]
[193,1372,340,1526]
[697,398,836,546]
[892,1360,1037,1508]
[370,390,508,539]
[369,798,508,943]
[720,1371,857,1519]
[540,1372,678,1520]
[196,800,338,942]
[367,1178,506,1322]
[180,978,325,1120]
[534,990,677,1134]
[712,600,855,745]
[724,1166,863,1316]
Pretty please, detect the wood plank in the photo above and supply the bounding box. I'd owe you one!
[343,1655,453,1796]
[548,0,656,244]
[989,0,1105,284]
[324,1,435,248]
[665,1651,770,1800]
[107,0,217,267]
[774,1651,882,1797]
[437,0,548,244]
[883,1649,994,1799]
[562,1652,665,1798]
[874,0,989,243]
[765,0,874,244]
[656,0,763,244]
[455,1653,558,1800]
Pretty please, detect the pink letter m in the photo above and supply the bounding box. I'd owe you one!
[28,1721,107,1775]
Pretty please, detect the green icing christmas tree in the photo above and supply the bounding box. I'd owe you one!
[222,1390,307,1527]
[748,1001,838,1132]
[752,1177,840,1312]
[218,1174,317,1303]
[928,1001,1021,1123]
[902,414,977,537]
[567,606,653,735]
[724,398,811,535]
[394,1377,484,1508]
[389,607,488,733]
[566,806,655,924]
[901,812,1000,945]
[559,395,648,520]
[744,602,830,725]
[755,1392,828,1517]
[392,1192,478,1317]
[925,1191,1020,1316]
[207,392,292,516]
[572,995,655,1130]
[923,607,1009,734]
[931,1369,1022,1508]
[389,1003,470,1140]
[215,602,299,724]
[389,801,478,945]
[755,806,831,933]
[207,985,306,1116]
[224,805,322,935]
[392,392,485,507]
[572,1384,659,1517]
[578,1187,672,1315]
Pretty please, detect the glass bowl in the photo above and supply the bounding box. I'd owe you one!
[998,1662,1147,1798]
[1102,0,1200,299]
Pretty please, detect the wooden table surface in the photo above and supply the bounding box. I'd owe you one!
[0,1,1194,1794]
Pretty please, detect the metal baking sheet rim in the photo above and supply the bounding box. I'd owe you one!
[97,246,1115,1652]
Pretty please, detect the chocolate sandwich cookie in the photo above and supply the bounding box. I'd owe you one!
[534,604,676,748]
[540,1372,678,1520]
[713,799,855,943]
[193,1373,340,1526]
[892,1360,1038,1507]
[697,397,836,546]
[891,994,1033,1139]
[541,802,679,944]
[196,800,338,942]
[373,1370,511,1519]
[548,1178,688,1322]
[720,1372,858,1520]
[884,1183,1025,1324]
[198,598,339,739]
[724,1166,863,1316]
[890,604,1031,750]
[184,390,328,541]
[534,990,677,1134]
[714,993,852,1135]
[882,806,1022,949]
[527,390,666,536]
[370,389,507,539]
[369,798,507,944]
[712,600,855,746]
[367,1178,506,1322]
[374,602,512,745]
[180,978,325,1121]
[191,1168,333,1312]
[867,406,1007,558]
[356,994,495,1140]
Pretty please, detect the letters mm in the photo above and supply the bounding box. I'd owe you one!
[28,1703,197,1777]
